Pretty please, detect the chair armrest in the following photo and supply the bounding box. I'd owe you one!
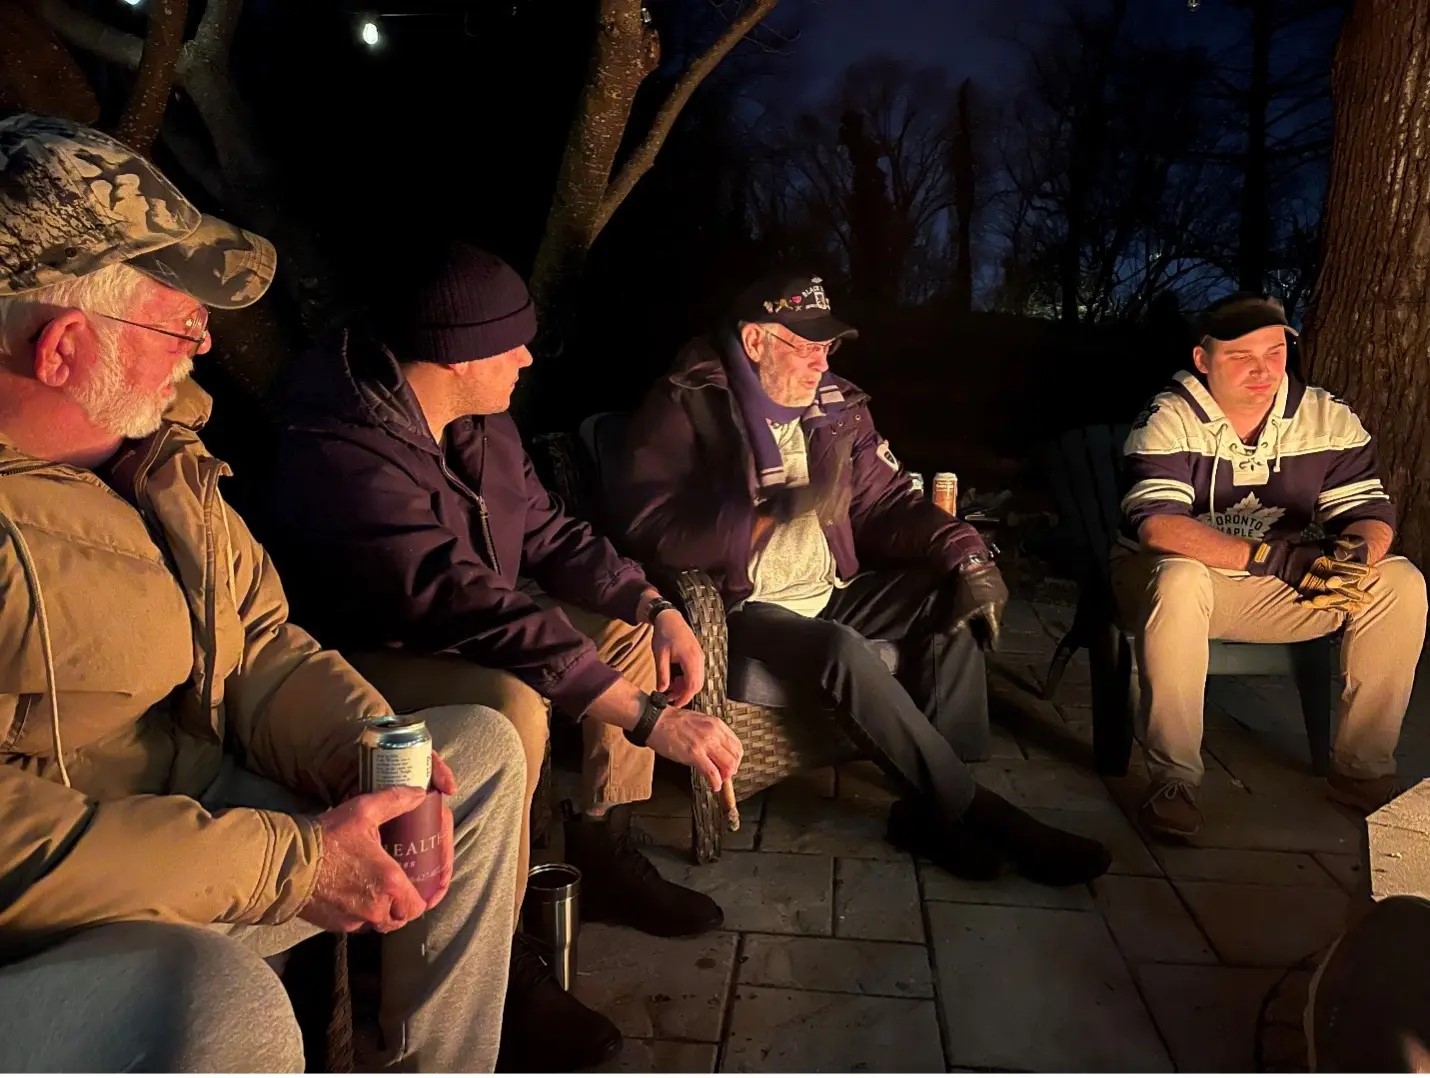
[668,569,729,720]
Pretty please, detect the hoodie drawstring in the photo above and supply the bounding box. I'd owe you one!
[1209,425,1227,516]
[0,509,70,788]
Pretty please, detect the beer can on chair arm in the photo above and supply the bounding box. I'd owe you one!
[931,472,958,516]
[360,716,444,903]
[908,471,925,496]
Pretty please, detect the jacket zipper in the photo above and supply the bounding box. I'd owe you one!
[438,451,502,577]
[132,430,226,736]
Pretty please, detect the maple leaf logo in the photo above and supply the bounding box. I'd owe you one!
[1199,493,1286,540]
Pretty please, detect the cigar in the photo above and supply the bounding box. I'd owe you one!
[721,780,740,831]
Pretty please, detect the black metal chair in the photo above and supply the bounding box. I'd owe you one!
[1037,424,1335,777]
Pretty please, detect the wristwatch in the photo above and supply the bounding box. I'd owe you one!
[625,690,670,747]
[959,547,999,570]
[645,597,678,624]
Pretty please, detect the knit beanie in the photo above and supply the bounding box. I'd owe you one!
[386,242,538,363]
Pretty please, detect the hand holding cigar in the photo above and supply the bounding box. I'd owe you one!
[641,695,743,831]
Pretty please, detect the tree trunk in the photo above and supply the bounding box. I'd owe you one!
[1239,0,1272,293]
[951,78,975,315]
[840,108,895,308]
[529,0,658,316]
[1060,0,1127,324]
[528,0,778,323]
[115,0,187,153]
[1302,0,1430,566]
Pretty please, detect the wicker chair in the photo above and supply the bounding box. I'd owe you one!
[530,414,991,863]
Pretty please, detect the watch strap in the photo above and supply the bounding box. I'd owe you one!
[645,598,678,624]
[626,690,670,747]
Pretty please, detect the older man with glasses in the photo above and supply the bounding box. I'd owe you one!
[0,114,526,1073]
[611,272,1112,885]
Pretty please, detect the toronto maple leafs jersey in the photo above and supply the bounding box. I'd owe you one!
[1119,370,1395,549]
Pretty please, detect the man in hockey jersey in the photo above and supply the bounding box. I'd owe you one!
[1114,292,1426,842]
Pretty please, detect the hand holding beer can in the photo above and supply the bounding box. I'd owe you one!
[360,717,445,903]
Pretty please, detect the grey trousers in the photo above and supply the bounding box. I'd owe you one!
[0,703,524,1073]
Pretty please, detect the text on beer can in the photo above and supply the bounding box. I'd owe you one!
[359,716,433,793]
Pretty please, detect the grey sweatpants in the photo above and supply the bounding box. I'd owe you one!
[0,703,524,1073]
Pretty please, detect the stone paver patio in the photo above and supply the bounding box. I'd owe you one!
[554,598,1430,1072]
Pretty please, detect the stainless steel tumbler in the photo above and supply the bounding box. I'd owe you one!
[521,862,582,991]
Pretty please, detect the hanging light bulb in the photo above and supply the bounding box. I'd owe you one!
[359,18,383,47]
[1186,0,1201,9]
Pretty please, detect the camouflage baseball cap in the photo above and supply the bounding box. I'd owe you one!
[0,113,275,309]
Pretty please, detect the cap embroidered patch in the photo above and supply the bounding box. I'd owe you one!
[762,277,831,315]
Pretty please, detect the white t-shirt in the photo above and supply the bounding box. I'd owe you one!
[747,419,839,617]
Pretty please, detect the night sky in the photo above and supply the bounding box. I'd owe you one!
[750,0,1326,109]
[792,0,1056,99]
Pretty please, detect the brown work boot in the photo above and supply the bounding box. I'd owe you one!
[1327,771,1402,815]
[1138,780,1203,842]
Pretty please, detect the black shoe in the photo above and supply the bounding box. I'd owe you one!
[496,932,622,1072]
[886,798,1005,880]
[964,786,1112,886]
[563,803,724,937]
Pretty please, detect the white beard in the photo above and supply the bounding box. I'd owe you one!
[70,345,192,440]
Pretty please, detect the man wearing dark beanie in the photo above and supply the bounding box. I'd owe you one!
[264,241,741,1071]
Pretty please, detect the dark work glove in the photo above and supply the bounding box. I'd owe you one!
[1245,538,1325,589]
[941,558,1010,650]
[1326,534,1370,565]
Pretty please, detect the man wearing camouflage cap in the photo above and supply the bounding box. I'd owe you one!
[0,114,525,1072]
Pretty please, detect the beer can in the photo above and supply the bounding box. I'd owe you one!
[908,471,925,496]
[359,716,433,793]
[932,472,959,516]
[360,716,443,902]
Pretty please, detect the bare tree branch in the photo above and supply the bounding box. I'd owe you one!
[593,0,780,236]
[188,0,243,57]
[40,0,142,69]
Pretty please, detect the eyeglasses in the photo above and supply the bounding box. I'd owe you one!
[759,327,841,358]
[96,310,210,355]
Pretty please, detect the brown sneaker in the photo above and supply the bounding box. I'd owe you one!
[1327,771,1402,815]
[1138,780,1203,842]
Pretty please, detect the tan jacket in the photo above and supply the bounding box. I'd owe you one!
[0,381,390,957]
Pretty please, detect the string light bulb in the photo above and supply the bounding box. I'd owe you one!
[360,18,381,46]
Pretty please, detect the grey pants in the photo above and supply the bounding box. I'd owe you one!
[726,568,983,831]
[0,703,524,1073]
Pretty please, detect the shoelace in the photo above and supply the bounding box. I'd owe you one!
[1148,780,1195,806]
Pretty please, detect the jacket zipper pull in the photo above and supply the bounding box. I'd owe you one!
[476,493,502,576]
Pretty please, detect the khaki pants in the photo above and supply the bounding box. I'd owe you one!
[1111,551,1427,785]
[351,601,658,919]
